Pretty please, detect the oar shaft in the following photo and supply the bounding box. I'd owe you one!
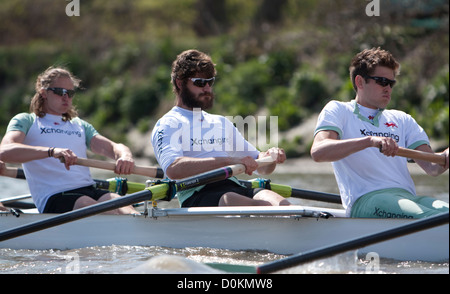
[0,194,32,204]
[290,188,342,204]
[1,167,25,179]
[396,147,445,165]
[240,180,342,204]
[257,213,449,274]
[75,157,164,178]
[175,158,275,191]
[225,157,275,176]
[0,157,275,242]
[0,187,167,242]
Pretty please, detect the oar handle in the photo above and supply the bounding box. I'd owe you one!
[1,167,21,179]
[396,147,446,165]
[74,158,164,178]
[228,157,276,175]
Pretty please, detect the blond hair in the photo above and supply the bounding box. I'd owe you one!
[30,66,81,121]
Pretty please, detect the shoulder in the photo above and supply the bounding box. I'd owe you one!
[70,117,98,138]
[382,108,416,123]
[324,100,353,111]
[11,112,36,123]
[155,107,190,128]
[319,100,353,118]
[70,117,95,128]
[6,113,36,134]
[204,112,229,125]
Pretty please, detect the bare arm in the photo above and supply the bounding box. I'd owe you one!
[413,145,449,177]
[89,134,134,175]
[0,131,51,163]
[167,155,266,179]
[166,147,285,180]
[0,131,134,174]
[310,130,399,162]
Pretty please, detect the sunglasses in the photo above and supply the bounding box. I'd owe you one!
[46,87,76,98]
[190,77,215,88]
[365,76,396,88]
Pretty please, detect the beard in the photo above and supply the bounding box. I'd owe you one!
[180,84,214,110]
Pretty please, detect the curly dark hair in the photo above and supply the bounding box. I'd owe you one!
[171,49,216,94]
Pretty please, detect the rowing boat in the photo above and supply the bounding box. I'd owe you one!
[0,204,448,262]
[0,154,448,266]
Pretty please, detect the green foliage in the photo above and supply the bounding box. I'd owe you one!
[417,68,449,140]
[214,58,271,116]
[0,0,448,151]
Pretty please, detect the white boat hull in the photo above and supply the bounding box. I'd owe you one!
[0,206,448,262]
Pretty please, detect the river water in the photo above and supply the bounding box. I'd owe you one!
[0,165,448,275]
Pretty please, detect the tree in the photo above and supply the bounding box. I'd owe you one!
[193,0,229,36]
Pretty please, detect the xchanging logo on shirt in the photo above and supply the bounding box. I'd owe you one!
[191,137,230,147]
[40,127,82,138]
[360,129,400,142]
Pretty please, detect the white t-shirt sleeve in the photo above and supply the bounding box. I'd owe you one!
[151,116,184,173]
[314,100,345,139]
[402,112,430,149]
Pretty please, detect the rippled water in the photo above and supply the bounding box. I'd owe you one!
[1,245,448,274]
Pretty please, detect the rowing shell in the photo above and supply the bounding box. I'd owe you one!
[0,206,447,262]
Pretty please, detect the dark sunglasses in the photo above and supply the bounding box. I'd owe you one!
[365,76,396,88]
[190,77,215,88]
[46,87,76,98]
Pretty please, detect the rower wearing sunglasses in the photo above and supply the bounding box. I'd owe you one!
[0,66,138,215]
[151,49,289,207]
[311,47,449,219]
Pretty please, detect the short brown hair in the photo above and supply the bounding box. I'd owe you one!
[30,66,80,121]
[171,49,216,94]
[349,47,400,92]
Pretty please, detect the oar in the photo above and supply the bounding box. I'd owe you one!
[0,157,276,242]
[0,166,25,179]
[0,167,33,208]
[1,159,165,180]
[0,184,168,242]
[1,166,146,196]
[241,179,342,204]
[3,165,340,206]
[69,157,165,178]
[1,160,163,192]
[0,194,33,205]
[0,167,146,209]
[256,212,449,274]
[394,147,446,165]
[172,157,276,191]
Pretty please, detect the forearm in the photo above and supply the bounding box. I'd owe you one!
[166,156,234,179]
[311,136,373,162]
[90,135,132,160]
[112,143,133,160]
[414,146,449,177]
[90,135,135,174]
[0,143,50,163]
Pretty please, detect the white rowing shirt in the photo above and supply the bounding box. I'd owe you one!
[151,106,260,205]
[314,100,429,215]
[6,113,98,212]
